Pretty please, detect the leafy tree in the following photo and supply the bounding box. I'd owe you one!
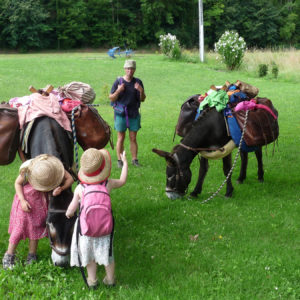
[54,0,88,49]
[216,0,280,48]
[278,1,298,44]
[84,0,113,47]
[0,0,51,51]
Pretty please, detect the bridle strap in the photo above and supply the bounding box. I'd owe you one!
[179,143,225,153]
[48,208,67,213]
[46,224,70,256]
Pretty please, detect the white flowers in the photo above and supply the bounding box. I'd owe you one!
[159,33,181,60]
[214,30,247,70]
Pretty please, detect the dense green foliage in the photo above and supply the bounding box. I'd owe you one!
[0,0,300,51]
[0,52,299,299]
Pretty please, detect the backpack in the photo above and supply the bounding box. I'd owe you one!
[79,183,113,237]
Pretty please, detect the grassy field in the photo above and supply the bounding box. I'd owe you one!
[0,51,299,299]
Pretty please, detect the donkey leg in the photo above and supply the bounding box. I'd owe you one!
[190,156,209,198]
[237,150,248,184]
[255,147,264,182]
[223,154,234,197]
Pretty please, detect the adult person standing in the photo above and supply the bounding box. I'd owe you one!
[109,60,146,168]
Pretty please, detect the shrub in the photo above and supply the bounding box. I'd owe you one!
[258,64,268,77]
[159,33,182,60]
[214,30,247,70]
[271,62,279,78]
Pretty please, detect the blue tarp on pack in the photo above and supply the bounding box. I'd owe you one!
[224,106,258,152]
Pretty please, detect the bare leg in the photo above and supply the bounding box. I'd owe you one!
[129,131,138,160]
[104,261,115,283]
[28,240,38,254]
[86,261,98,282]
[7,242,18,255]
[116,131,126,160]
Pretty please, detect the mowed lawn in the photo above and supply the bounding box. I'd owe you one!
[0,52,299,299]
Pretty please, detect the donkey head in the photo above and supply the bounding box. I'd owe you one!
[152,148,192,199]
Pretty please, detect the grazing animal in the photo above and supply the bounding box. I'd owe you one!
[0,85,112,265]
[153,100,278,199]
[174,94,264,185]
[26,116,76,265]
[153,107,234,199]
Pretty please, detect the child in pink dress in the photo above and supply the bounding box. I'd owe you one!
[2,154,74,269]
[66,148,127,289]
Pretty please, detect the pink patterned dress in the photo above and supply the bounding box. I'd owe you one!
[8,183,48,244]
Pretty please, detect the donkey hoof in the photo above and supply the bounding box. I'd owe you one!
[258,178,264,183]
[189,192,198,198]
[236,179,244,184]
[225,191,233,198]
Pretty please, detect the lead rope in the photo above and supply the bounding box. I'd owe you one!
[71,105,80,173]
[200,109,249,204]
[71,104,100,173]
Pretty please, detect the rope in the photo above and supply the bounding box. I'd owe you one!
[200,109,249,204]
[71,106,80,173]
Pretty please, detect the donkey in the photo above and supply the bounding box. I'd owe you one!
[175,94,264,185]
[153,101,278,199]
[153,107,234,199]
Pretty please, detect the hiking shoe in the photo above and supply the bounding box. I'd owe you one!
[132,159,141,167]
[26,253,37,265]
[103,276,116,287]
[2,253,16,270]
[87,278,99,289]
[117,160,123,168]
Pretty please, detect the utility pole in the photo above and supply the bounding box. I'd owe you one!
[198,0,204,62]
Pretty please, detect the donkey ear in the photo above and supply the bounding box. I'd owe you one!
[152,148,176,167]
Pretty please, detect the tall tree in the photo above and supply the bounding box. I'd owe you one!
[215,0,280,48]
[0,0,51,51]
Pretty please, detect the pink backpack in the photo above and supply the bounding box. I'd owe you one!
[79,183,113,237]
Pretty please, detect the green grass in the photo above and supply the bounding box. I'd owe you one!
[0,52,299,299]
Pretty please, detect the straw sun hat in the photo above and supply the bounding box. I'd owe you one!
[27,154,65,192]
[78,148,111,184]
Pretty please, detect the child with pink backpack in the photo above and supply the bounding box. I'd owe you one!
[66,148,127,289]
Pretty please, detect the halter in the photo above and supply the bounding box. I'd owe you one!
[47,204,74,256]
[165,152,188,195]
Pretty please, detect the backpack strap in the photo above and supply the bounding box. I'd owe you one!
[114,77,129,128]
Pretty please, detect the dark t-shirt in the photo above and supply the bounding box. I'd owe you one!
[110,77,144,118]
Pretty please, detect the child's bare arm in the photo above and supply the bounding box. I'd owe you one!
[15,174,31,212]
[53,170,74,196]
[107,151,128,191]
[65,185,81,218]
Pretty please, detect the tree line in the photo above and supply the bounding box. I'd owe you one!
[0,0,299,52]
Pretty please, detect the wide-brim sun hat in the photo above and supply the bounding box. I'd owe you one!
[78,148,111,184]
[124,60,136,69]
[19,159,33,173]
[27,154,65,192]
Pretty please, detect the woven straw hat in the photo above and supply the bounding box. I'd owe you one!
[78,148,111,184]
[27,154,65,192]
[19,159,33,174]
[124,60,136,69]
